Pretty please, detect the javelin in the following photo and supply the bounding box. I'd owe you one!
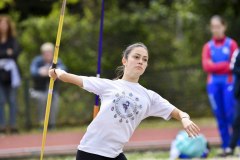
[40,0,66,159]
[93,0,105,118]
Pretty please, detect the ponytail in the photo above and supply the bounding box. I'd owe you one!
[115,65,125,80]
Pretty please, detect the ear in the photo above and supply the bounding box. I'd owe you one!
[122,57,127,66]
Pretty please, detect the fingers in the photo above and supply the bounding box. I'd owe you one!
[185,123,200,138]
[189,125,199,137]
[193,123,200,132]
[185,127,193,138]
[55,69,67,78]
[48,69,55,76]
[48,69,57,80]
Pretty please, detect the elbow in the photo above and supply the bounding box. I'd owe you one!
[202,64,210,73]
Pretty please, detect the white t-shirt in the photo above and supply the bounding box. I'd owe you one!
[78,77,175,158]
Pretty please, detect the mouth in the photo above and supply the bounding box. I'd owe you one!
[135,66,143,70]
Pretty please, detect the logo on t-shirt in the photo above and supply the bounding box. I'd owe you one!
[111,91,142,123]
[222,47,230,55]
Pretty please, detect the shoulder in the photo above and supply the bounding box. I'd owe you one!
[144,89,171,106]
[144,89,160,101]
[203,42,210,50]
[227,37,238,46]
[230,39,238,47]
[145,88,155,95]
[82,76,113,83]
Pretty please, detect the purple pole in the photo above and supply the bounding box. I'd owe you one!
[94,0,104,118]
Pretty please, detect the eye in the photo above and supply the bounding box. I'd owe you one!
[143,58,148,62]
[134,55,139,59]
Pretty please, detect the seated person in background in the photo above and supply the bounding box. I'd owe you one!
[170,130,210,160]
[30,42,66,130]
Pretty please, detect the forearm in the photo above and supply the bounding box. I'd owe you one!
[203,61,230,73]
[57,71,83,87]
[202,44,231,74]
[170,108,190,121]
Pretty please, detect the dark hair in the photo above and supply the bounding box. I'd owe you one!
[0,15,16,39]
[115,42,148,79]
[210,15,226,26]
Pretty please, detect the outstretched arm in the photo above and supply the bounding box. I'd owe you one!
[171,108,200,138]
[49,68,83,87]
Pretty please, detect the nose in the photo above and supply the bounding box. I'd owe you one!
[138,59,143,65]
[138,58,143,64]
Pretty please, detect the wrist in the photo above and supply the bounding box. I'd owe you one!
[7,49,13,55]
[180,112,190,120]
[55,69,66,79]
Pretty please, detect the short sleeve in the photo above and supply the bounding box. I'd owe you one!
[148,92,175,120]
[81,76,111,95]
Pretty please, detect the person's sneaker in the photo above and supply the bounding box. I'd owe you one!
[218,148,234,157]
[225,148,234,156]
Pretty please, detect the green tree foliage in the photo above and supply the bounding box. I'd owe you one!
[0,0,13,9]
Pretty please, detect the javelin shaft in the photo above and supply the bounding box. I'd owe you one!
[93,0,105,118]
[40,0,66,160]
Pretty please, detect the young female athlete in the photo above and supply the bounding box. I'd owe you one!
[202,15,238,150]
[49,43,200,160]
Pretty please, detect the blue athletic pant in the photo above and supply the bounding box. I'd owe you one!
[207,82,235,149]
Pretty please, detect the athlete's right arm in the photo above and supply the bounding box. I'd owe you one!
[49,68,83,88]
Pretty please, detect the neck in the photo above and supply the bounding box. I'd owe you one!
[213,35,225,40]
[121,73,139,83]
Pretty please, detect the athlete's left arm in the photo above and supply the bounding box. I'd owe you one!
[170,108,200,138]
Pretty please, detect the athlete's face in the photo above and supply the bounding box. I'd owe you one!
[210,18,226,39]
[122,47,148,77]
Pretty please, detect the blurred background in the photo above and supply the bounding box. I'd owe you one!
[0,0,240,129]
[1,0,240,159]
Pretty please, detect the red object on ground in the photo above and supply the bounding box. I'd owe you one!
[0,126,219,158]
